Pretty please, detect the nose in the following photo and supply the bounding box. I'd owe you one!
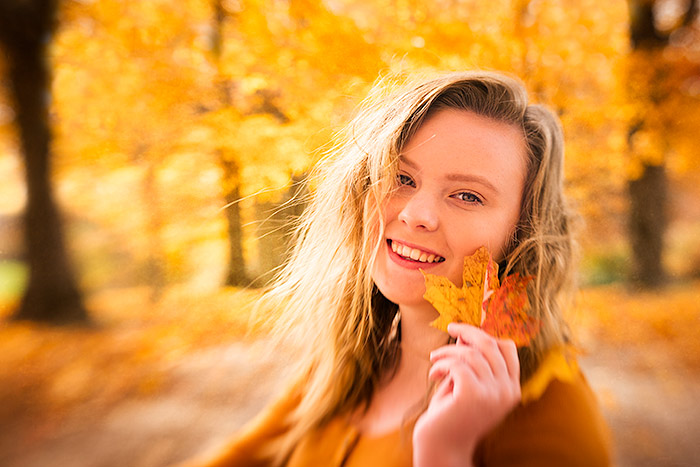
[397,191,439,231]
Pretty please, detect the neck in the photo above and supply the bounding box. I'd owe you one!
[351,302,448,435]
[398,302,450,363]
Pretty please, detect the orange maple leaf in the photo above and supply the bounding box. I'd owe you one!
[422,246,539,347]
[482,273,540,347]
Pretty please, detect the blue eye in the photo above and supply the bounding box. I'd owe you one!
[397,173,415,187]
[453,192,483,204]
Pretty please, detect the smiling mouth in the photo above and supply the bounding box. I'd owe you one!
[389,240,445,264]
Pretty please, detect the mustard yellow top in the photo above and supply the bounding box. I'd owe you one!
[191,367,611,467]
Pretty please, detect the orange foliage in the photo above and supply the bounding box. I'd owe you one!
[0,0,698,291]
[569,281,700,370]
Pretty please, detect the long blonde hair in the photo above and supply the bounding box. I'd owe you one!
[258,71,577,463]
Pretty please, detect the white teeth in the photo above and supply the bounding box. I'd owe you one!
[390,241,443,263]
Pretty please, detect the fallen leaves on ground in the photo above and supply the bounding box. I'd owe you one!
[1,280,699,461]
[0,286,266,444]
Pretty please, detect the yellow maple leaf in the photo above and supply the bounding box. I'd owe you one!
[422,246,493,332]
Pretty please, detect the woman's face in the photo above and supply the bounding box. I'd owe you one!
[372,108,527,310]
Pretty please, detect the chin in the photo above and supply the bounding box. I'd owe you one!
[375,285,427,309]
[372,259,429,308]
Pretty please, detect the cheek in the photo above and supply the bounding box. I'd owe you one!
[381,195,402,224]
[492,209,521,261]
[493,226,516,262]
[370,251,396,304]
[447,214,518,265]
[364,194,388,244]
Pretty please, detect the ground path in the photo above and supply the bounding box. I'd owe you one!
[581,347,700,466]
[3,335,699,467]
[0,341,290,467]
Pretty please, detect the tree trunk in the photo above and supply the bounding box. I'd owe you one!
[629,163,667,287]
[0,0,88,322]
[220,157,248,286]
[253,175,307,285]
[625,0,674,288]
[142,161,166,302]
[212,0,248,287]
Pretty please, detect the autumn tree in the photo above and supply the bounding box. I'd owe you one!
[210,0,249,286]
[626,0,699,287]
[0,0,88,323]
[52,0,217,296]
[26,0,697,297]
[206,0,381,284]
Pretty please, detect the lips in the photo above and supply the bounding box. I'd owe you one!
[389,240,445,264]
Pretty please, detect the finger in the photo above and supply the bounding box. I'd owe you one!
[426,375,454,410]
[430,357,480,393]
[429,353,493,385]
[428,358,450,383]
[448,323,499,351]
[430,344,473,362]
[427,362,453,405]
[447,323,485,346]
[447,323,508,380]
[428,357,469,385]
[484,343,509,383]
[445,359,480,402]
[433,373,453,399]
[430,346,495,381]
[497,338,521,385]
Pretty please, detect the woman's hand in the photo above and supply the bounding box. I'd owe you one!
[413,323,521,467]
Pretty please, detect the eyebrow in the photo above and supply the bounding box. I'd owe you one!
[399,156,500,195]
[446,173,499,194]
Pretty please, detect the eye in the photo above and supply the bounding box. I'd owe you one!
[397,173,416,187]
[452,191,483,205]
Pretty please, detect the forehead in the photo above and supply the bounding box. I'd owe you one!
[400,109,527,184]
[404,108,525,152]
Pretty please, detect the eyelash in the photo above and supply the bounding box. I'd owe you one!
[397,173,415,187]
[397,173,484,205]
[452,192,484,205]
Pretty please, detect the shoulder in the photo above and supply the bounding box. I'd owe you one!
[474,368,612,467]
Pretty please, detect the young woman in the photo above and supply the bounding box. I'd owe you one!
[189,71,611,466]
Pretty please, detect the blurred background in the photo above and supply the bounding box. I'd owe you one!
[0,0,698,466]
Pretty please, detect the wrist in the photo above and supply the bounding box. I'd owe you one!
[414,448,475,467]
[413,430,475,467]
